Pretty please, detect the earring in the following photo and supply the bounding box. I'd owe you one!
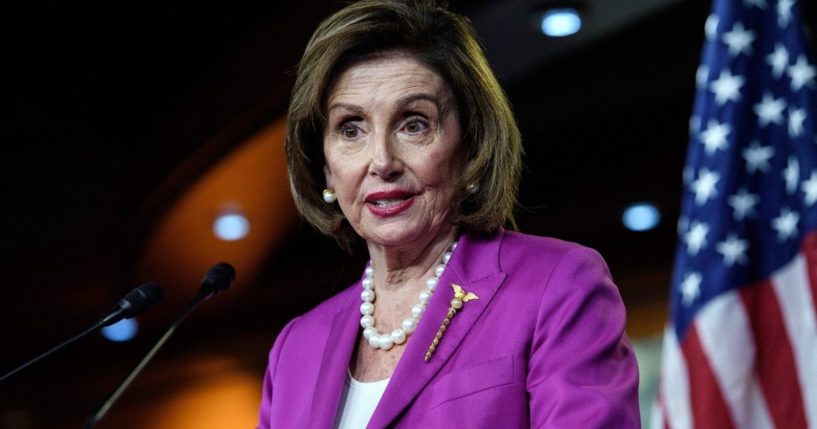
[322,188,337,203]
[466,183,479,194]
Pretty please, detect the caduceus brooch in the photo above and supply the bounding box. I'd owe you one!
[424,284,479,362]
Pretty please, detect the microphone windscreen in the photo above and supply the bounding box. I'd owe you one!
[118,282,163,319]
[198,262,235,299]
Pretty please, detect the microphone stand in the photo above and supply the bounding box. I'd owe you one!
[0,283,161,384]
[0,320,105,384]
[83,292,207,428]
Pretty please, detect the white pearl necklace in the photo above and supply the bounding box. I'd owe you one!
[360,242,457,351]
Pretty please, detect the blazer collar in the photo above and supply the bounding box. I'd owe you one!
[368,229,508,427]
[310,285,361,429]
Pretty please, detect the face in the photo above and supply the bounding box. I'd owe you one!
[323,53,465,249]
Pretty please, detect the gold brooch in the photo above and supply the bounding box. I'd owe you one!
[424,284,479,362]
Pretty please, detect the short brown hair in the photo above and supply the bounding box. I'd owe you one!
[286,0,522,247]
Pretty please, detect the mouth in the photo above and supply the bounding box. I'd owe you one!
[365,190,416,215]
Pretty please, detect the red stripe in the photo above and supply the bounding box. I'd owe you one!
[802,230,817,321]
[740,279,808,429]
[680,325,735,429]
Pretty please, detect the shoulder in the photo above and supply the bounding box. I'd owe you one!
[494,230,610,278]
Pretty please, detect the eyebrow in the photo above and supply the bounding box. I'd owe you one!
[326,103,365,116]
[326,93,452,116]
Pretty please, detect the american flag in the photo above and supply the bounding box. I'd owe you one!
[652,0,817,428]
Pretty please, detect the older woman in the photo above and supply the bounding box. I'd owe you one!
[257,1,640,428]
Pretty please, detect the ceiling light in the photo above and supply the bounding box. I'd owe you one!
[540,8,582,37]
[213,213,250,241]
[622,202,661,232]
[101,318,139,342]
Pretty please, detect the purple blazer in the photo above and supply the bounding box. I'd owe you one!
[257,230,640,428]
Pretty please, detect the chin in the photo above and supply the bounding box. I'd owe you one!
[359,223,430,248]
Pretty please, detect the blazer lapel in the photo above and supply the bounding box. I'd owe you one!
[310,288,361,429]
[368,230,507,428]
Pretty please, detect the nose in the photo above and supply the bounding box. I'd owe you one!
[368,132,403,180]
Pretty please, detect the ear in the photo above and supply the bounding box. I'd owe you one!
[323,164,335,189]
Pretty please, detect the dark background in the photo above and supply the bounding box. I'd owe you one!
[1,1,813,427]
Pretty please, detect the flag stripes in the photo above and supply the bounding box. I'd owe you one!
[740,279,807,429]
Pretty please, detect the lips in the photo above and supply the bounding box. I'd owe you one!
[365,190,416,216]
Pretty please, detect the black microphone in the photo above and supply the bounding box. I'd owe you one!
[0,282,163,384]
[100,282,164,327]
[84,262,235,429]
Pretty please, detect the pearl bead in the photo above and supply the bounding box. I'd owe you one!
[378,335,394,350]
[451,298,463,309]
[451,242,457,250]
[391,329,407,344]
[402,318,417,333]
[359,241,456,351]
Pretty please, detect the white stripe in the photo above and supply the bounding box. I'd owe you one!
[771,253,817,429]
[659,325,691,429]
[695,291,774,429]
[649,400,664,429]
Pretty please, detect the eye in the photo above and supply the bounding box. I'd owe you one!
[403,117,429,134]
[339,122,361,139]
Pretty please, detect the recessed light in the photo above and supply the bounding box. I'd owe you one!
[213,213,250,241]
[622,202,661,232]
[540,8,582,37]
[101,318,139,342]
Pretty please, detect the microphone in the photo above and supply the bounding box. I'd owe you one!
[0,282,163,384]
[195,262,236,302]
[100,282,164,327]
[84,262,235,429]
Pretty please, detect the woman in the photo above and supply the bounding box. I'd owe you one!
[258,1,640,427]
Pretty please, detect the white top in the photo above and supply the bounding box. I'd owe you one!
[333,371,390,429]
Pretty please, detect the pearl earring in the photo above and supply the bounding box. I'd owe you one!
[322,188,337,203]
[466,183,479,194]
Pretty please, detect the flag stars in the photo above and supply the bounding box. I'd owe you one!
[777,0,794,27]
[691,168,720,206]
[787,55,816,91]
[716,234,750,266]
[710,69,746,105]
[700,120,731,155]
[742,141,775,173]
[771,207,799,241]
[685,221,710,255]
[696,65,709,89]
[722,22,756,57]
[680,272,702,306]
[689,116,701,137]
[789,108,806,137]
[802,171,817,205]
[704,14,719,40]
[766,44,789,78]
[753,93,786,126]
[782,156,800,194]
[728,188,760,220]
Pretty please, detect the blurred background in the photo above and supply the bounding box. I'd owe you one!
[1,1,812,428]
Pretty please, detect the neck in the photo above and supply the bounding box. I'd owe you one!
[367,225,458,291]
